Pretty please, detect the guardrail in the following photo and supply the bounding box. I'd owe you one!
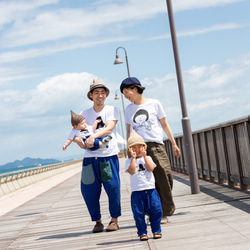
[0,159,82,197]
[165,115,250,191]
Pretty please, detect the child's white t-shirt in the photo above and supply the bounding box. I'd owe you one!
[67,125,93,140]
[125,156,156,192]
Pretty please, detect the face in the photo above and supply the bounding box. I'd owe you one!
[134,114,147,125]
[122,87,137,103]
[89,88,107,106]
[130,144,145,158]
[74,119,87,130]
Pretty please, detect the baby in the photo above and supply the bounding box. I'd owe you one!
[63,110,112,151]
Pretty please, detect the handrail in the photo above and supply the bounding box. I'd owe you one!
[164,114,250,191]
[0,159,82,185]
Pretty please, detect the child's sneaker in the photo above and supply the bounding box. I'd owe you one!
[102,135,112,143]
[101,135,112,148]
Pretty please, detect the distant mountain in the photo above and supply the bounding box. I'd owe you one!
[0,157,60,170]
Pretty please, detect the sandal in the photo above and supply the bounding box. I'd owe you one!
[106,221,119,232]
[153,232,162,239]
[139,234,149,241]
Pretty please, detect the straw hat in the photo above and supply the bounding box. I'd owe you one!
[127,129,146,148]
[87,78,110,100]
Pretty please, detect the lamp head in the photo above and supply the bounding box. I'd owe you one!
[114,93,120,100]
[114,54,123,64]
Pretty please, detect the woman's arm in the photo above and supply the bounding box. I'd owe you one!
[159,117,181,158]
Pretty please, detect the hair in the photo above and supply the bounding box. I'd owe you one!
[127,85,145,94]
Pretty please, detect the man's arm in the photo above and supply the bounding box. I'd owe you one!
[85,120,117,148]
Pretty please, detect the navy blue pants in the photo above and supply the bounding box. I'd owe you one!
[81,155,121,221]
[131,189,162,236]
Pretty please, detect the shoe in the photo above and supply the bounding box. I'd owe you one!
[139,234,149,241]
[92,221,104,233]
[153,232,162,239]
[106,221,119,232]
[161,216,168,224]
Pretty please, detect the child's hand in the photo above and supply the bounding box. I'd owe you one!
[141,146,147,157]
[63,145,67,151]
[129,147,136,159]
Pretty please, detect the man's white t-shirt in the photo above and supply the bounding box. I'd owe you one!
[80,105,120,158]
[125,156,156,192]
[125,99,166,144]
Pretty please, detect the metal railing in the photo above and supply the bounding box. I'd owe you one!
[0,159,82,185]
[165,115,250,191]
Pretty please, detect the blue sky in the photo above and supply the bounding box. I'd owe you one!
[0,0,249,165]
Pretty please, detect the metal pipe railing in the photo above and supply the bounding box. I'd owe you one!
[0,159,81,185]
[164,115,250,191]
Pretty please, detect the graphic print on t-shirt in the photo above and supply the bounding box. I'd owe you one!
[80,129,90,134]
[138,163,145,172]
[132,109,152,132]
[96,116,105,129]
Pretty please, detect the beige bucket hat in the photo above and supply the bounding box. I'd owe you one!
[127,129,146,148]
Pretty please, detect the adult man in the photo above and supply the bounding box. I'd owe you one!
[74,78,121,233]
[120,77,180,223]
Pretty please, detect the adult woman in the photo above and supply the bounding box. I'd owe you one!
[120,77,180,223]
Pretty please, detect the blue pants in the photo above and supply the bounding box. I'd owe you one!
[81,155,121,221]
[131,189,162,236]
[83,135,105,151]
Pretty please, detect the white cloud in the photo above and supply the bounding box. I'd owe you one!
[0,0,246,48]
[0,72,96,121]
[149,22,248,40]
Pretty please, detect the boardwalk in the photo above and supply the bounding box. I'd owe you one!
[0,158,250,250]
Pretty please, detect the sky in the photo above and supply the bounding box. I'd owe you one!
[0,0,250,166]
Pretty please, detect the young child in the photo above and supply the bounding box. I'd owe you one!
[125,129,163,241]
[63,110,112,151]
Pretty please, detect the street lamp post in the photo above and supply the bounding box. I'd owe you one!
[166,0,200,194]
[115,89,127,158]
[113,46,131,158]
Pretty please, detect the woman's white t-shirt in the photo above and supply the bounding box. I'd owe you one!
[125,99,166,144]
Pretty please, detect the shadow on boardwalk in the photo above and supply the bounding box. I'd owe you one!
[0,158,250,250]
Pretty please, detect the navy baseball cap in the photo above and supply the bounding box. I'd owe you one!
[120,77,145,93]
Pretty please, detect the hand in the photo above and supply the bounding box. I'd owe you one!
[63,145,67,151]
[85,135,95,148]
[73,137,86,149]
[141,146,147,157]
[173,145,181,158]
[128,147,136,159]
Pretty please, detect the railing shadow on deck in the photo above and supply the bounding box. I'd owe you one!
[165,114,250,192]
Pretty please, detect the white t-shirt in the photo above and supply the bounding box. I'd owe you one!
[80,105,120,158]
[67,125,93,140]
[125,156,156,192]
[125,99,166,144]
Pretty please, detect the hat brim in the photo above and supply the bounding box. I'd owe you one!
[120,84,145,93]
[127,142,146,149]
[87,86,110,100]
